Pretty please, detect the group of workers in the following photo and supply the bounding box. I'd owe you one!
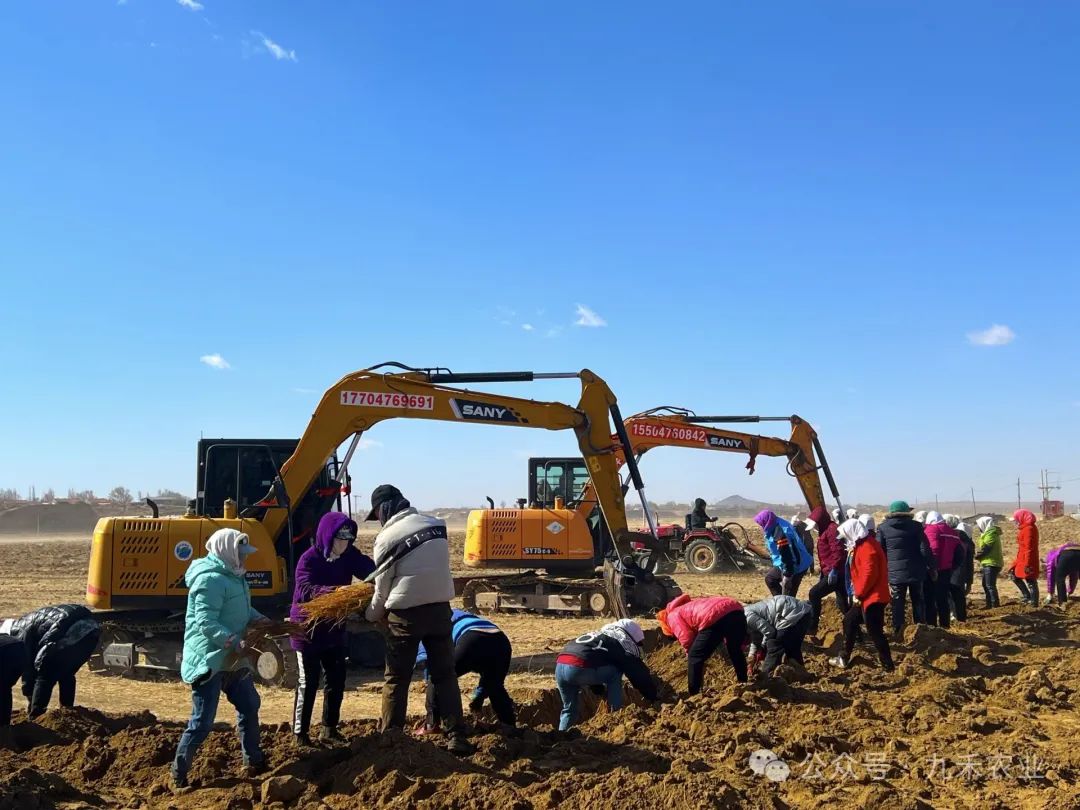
[2,490,1078,790]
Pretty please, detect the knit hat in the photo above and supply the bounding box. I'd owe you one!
[888,500,912,515]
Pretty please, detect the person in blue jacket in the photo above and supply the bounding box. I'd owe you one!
[416,609,518,734]
[171,529,269,789]
[754,510,812,597]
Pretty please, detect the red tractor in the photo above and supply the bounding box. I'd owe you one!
[632,516,767,574]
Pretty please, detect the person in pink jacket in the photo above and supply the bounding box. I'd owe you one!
[656,594,747,694]
[921,512,963,628]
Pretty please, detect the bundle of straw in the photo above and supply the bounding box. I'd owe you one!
[300,582,376,626]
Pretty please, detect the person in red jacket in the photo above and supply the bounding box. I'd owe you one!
[656,594,747,694]
[806,506,849,634]
[829,518,894,672]
[1009,509,1041,605]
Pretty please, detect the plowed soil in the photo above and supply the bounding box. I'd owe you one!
[1,522,1078,808]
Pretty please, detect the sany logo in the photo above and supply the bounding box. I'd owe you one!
[546,521,565,535]
[708,436,746,449]
[450,398,523,423]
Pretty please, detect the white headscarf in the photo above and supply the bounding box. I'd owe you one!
[944,514,960,529]
[206,528,255,576]
[838,517,868,552]
[858,513,876,533]
[975,516,995,534]
[831,507,843,523]
[600,620,645,659]
[845,507,858,520]
[914,510,926,523]
[956,519,970,535]
[925,511,945,526]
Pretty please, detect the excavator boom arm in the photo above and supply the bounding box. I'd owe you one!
[574,411,835,522]
[261,366,647,616]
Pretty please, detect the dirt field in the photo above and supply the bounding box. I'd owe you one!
[0,520,1078,808]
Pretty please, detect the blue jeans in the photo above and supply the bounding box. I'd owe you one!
[554,663,622,731]
[172,670,262,780]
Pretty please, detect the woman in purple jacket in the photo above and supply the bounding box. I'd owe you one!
[290,511,375,746]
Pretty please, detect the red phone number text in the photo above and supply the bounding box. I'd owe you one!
[630,423,707,443]
[340,391,434,409]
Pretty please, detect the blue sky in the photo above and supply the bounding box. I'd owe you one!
[2,2,1078,511]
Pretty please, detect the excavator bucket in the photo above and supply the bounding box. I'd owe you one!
[602,559,630,620]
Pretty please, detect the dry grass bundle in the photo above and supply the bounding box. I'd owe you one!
[300,582,376,625]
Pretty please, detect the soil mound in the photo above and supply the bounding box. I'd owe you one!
[0,604,1076,808]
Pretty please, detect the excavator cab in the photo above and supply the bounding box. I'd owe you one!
[196,438,344,569]
[528,457,592,509]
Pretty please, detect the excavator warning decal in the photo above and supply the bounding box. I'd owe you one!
[340,391,434,410]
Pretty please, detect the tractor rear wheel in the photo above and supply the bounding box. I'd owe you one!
[684,538,723,574]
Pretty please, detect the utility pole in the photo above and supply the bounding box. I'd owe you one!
[970,487,977,518]
[935,493,939,511]
[1037,469,1061,502]
[1017,477,1022,510]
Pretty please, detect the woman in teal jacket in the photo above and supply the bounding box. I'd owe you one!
[171,529,267,788]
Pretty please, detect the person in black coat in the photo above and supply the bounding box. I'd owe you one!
[946,516,976,622]
[876,501,936,639]
[0,635,28,725]
[688,499,716,530]
[7,604,101,718]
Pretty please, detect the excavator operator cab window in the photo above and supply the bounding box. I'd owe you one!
[528,458,590,509]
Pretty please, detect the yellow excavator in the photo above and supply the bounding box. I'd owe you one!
[85,364,674,684]
[463,406,843,586]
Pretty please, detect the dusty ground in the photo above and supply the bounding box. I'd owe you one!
[0,520,1078,808]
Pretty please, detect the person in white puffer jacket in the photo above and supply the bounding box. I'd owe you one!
[363,484,472,756]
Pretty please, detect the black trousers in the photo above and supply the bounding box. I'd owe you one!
[764,568,805,598]
[429,630,515,727]
[761,613,811,676]
[889,580,925,633]
[842,602,893,670]
[28,632,99,718]
[382,603,463,734]
[686,611,747,694]
[981,566,1001,608]
[1053,550,1080,604]
[292,646,347,736]
[948,583,968,622]
[1009,570,1040,605]
[808,571,849,633]
[0,641,27,726]
[923,574,952,628]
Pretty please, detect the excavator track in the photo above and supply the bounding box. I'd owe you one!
[90,615,299,688]
[459,572,679,617]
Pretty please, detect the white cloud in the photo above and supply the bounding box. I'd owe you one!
[574,304,607,328]
[967,324,1016,347]
[291,387,318,394]
[251,30,297,62]
[357,438,382,450]
[521,323,534,332]
[176,0,203,10]
[545,327,562,339]
[199,353,230,370]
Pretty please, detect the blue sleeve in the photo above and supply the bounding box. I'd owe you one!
[415,641,430,679]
